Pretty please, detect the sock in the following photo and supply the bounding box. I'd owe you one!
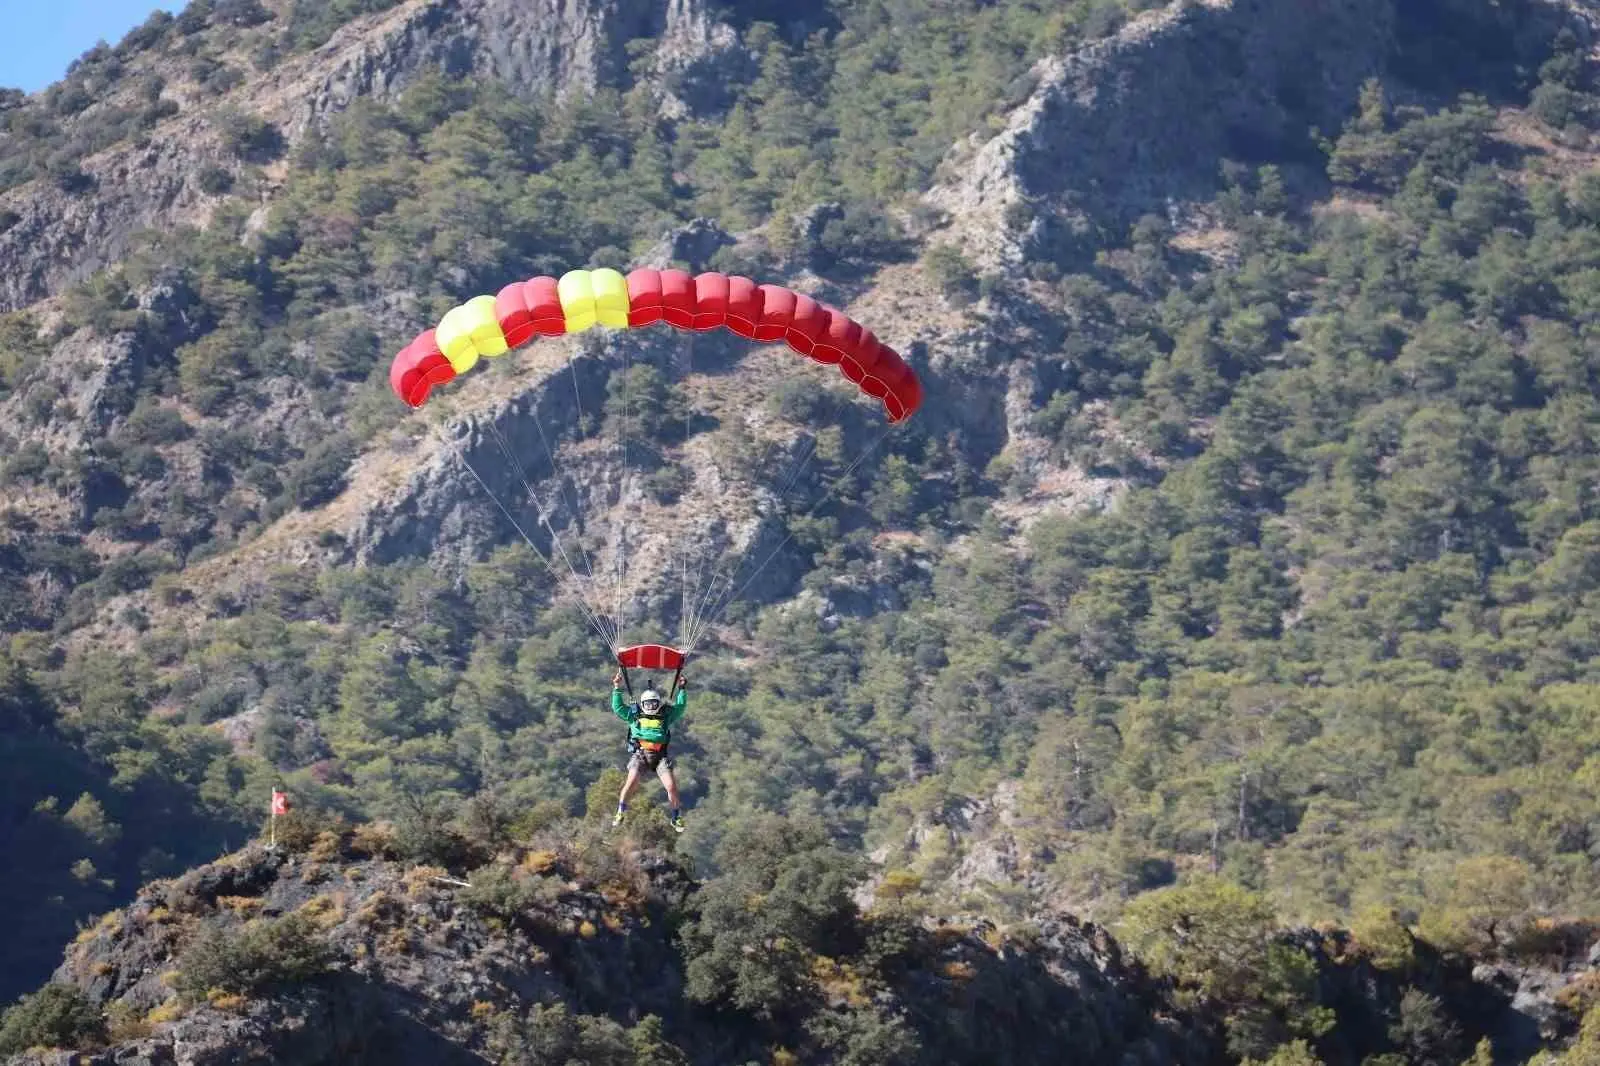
[671,807,681,819]
[616,802,627,812]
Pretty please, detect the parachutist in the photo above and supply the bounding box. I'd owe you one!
[610,668,688,833]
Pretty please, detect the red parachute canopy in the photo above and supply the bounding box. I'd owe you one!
[616,644,685,671]
[389,268,923,424]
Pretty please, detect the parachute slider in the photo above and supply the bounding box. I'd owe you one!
[616,644,684,671]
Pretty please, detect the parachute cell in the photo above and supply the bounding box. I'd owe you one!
[753,284,796,341]
[495,281,540,348]
[785,295,828,357]
[390,330,454,408]
[560,269,629,332]
[692,272,730,331]
[725,276,762,338]
[388,265,923,422]
[437,295,509,372]
[659,270,695,329]
[813,312,861,366]
[626,269,665,327]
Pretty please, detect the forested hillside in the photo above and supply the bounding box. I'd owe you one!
[4,0,1600,1063]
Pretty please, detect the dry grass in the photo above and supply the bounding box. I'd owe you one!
[146,998,187,1026]
[216,896,264,916]
[298,892,348,929]
[74,911,123,945]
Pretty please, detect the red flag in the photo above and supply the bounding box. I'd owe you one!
[271,791,290,817]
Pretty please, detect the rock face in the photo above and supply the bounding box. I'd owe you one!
[0,129,227,312]
[347,328,800,632]
[925,0,1396,269]
[0,0,747,313]
[288,0,699,131]
[16,838,1219,1066]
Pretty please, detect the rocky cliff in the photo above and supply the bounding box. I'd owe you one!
[0,0,757,313]
[12,823,1600,1066]
[5,828,1216,1066]
[924,0,1393,269]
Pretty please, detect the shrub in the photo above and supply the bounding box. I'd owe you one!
[47,161,95,195]
[1349,906,1415,971]
[217,109,284,161]
[284,436,353,510]
[460,863,563,921]
[174,913,333,1000]
[268,808,344,853]
[119,400,191,446]
[197,165,235,195]
[349,820,401,859]
[0,983,106,1055]
[922,244,979,304]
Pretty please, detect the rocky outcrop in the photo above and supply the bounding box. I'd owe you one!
[346,325,822,636]
[0,0,748,313]
[925,0,1396,269]
[15,838,1218,1066]
[284,0,716,134]
[0,127,229,312]
[640,217,736,270]
[648,0,756,120]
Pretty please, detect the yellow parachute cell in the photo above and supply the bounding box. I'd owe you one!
[558,269,627,332]
[591,268,629,328]
[436,294,509,372]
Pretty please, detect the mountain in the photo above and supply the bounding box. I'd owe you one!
[4,0,1600,1062]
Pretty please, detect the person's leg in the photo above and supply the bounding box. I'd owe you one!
[614,759,644,824]
[656,759,683,828]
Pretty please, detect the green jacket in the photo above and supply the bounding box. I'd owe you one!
[612,687,686,745]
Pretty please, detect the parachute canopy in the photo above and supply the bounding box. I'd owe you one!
[616,644,685,671]
[389,268,923,423]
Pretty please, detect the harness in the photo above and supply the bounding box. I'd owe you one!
[633,712,668,752]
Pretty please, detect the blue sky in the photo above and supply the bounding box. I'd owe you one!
[2,1,179,93]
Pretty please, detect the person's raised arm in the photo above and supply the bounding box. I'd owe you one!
[610,671,630,719]
[668,675,687,724]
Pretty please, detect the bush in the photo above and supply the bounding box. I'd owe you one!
[680,815,865,1018]
[1,442,51,485]
[393,797,483,870]
[284,436,353,510]
[460,863,563,921]
[174,913,334,1000]
[922,244,979,304]
[197,165,235,195]
[118,10,175,52]
[0,983,106,1055]
[213,0,273,28]
[119,401,191,446]
[1349,907,1416,971]
[47,161,95,195]
[217,109,284,161]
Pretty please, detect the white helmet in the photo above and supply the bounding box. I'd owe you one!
[639,690,661,709]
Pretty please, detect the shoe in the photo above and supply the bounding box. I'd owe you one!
[671,814,686,834]
[611,809,625,827]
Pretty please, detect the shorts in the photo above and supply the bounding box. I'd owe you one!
[627,741,674,773]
